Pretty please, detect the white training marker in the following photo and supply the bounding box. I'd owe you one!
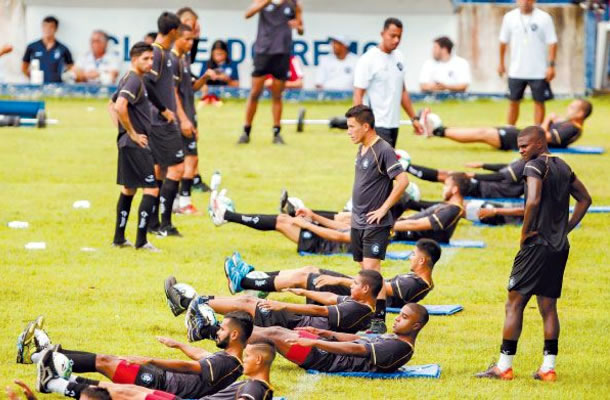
[73,200,91,209]
[80,247,97,252]
[8,221,29,229]
[25,242,46,250]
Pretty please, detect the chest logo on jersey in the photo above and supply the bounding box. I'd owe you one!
[265,4,275,11]
[167,59,172,68]
[345,66,352,74]
[361,159,370,169]
[302,231,312,239]
[530,23,538,32]
[54,50,61,60]
[140,373,153,384]
[396,62,404,71]
[284,6,292,16]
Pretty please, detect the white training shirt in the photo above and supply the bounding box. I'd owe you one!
[75,50,121,84]
[418,56,471,88]
[315,52,358,90]
[354,46,406,129]
[499,7,557,79]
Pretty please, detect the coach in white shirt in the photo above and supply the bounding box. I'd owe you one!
[74,30,120,85]
[353,18,423,148]
[499,0,557,125]
[315,35,358,91]
[419,36,471,93]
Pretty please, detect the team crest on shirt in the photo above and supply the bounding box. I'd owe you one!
[499,129,506,136]
[140,373,153,384]
[265,4,274,11]
[371,243,380,255]
[530,23,538,32]
[284,7,293,16]
[303,231,312,239]
[54,50,61,60]
[396,62,404,71]
[345,67,352,74]
[145,175,155,183]
[362,159,370,169]
[167,59,172,68]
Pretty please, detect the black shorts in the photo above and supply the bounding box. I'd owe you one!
[351,226,391,262]
[306,269,351,303]
[465,179,482,197]
[149,123,185,167]
[133,364,166,389]
[376,127,399,149]
[507,78,554,102]
[252,53,290,81]
[182,135,198,156]
[117,146,156,188]
[508,244,569,298]
[392,230,450,245]
[253,302,302,329]
[297,229,349,255]
[496,126,521,151]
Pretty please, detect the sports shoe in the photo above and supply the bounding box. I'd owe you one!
[159,225,182,237]
[272,134,286,145]
[224,253,254,295]
[533,368,557,382]
[192,180,211,192]
[475,363,514,380]
[36,349,58,393]
[237,133,250,144]
[112,239,134,248]
[185,297,218,342]
[177,204,200,215]
[279,189,289,214]
[17,320,37,364]
[164,276,185,317]
[365,319,387,334]
[136,242,161,252]
[208,190,227,226]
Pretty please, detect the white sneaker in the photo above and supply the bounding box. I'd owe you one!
[209,190,227,226]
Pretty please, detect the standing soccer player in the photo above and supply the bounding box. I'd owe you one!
[353,18,423,148]
[346,105,409,333]
[145,12,185,237]
[238,0,304,145]
[476,126,591,381]
[109,42,159,252]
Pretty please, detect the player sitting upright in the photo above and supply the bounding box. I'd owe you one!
[420,99,593,151]
[222,238,440,309]
[165,270,384,340]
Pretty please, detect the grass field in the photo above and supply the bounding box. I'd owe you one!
[1,96,610,399]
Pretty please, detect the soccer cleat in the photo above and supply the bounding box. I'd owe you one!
[237,133,250,144]
[279,189,289,214]
[112,239,134,248]
[192,180,211,193]
[164,276,184,317]
[365,319,387,335]
[185,297,217,342]
[475,363,514,380]
[16,321,37,364]
[533,368,557,382]
[177,204,200,215]
[208,190,227,226]
[223,254,254,295]
[136,242,161,252]
[36,349,57,393]
[159,225,182,237]
[272,134,286,145]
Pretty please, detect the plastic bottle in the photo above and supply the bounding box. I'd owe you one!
[210,170,222,191]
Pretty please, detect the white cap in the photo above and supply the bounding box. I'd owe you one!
[328,35,350,47]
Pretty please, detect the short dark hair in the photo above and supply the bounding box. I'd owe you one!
[357,269,383,298]
[447,172,471,196]
[225,311,254,344]
[145,32,157,41]
[579,99,593,119]
[129,42,153,58]
[81,387,111,400]
[249,342,276,366]
[434,36,454,53]
[416,239,442,267]
[383,17,403,30]
[177,6,198,19]
[178,23,193,34]
[410,303,430,328]
[157,12,181,35]
[43,16,59,28]
[345,105,375,129]
[518,125,545,141]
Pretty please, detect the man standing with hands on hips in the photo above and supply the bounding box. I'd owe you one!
[346,105,409,333]
[498,0,557,125]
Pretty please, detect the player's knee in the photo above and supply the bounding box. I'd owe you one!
[300,265,319,274]
[250,88,263,100]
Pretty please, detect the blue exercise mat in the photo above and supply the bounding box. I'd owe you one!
[0,100,45,118]
[298,250,412,260]
[307,363,441,379]
[571,205,610,213]
[465,197,523,204]
[388,305,463,316]
[513,146,604,155]
[391,239,486,248]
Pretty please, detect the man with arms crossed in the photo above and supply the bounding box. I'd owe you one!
[476,126,591,381]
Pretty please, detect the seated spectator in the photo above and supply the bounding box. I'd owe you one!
[316,35,358,90]
[265,55,303,89]
[22,16,74,83]
[143,32,157,45]
[74,30,120,85]
[203,40,240,87]
[419,36,471,93]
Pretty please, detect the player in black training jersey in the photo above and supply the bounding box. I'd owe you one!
[108,42,158,252]
[476,126,591,382]
[24,312,252,399]
[247,303,427,373]
[420,99,593,151]
[36,343,275,400]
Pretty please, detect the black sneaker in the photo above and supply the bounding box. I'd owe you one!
[366,319,387,334]
[192,180,211,192]
[36,349,57,393]
[159,225,182,237]
[111,239,134,248]
[185,297,218,342]
[279,189,289,214]
[237,134,250,144]
[165,276,186,317]
[272,134,285,145]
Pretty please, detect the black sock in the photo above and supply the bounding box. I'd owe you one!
[433,126,446,137]
[241,274,277,292]
[500,339,518,355]
[160,178,180,227]
[148,180,163,230]
[59,350,97,373]
[193,174,202,186]
[266,270,280,277]
[64,382,89,399]
[406,164,439,182]
[243,125,252,136]
[74,376,99,386]
[273,125,281,137]
[180,178,193,198]
[544,339,558,355]
[374,299,386,320]
[224,211,277,231]
[136,194,155,247]
[312,210,337,220]
[113,193,133,244]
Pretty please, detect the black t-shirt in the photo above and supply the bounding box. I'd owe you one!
[352,138,403,229]
[164,352,243,399]
[394,203,463,243]
[254,0,296,55]
[523,154,575,250]
[146,43,177,124]
[112,71,152,148]
[297,296,374,333]
[303,334,414,373]
[172,50,196,124]
[201,379,273,400]
[387,273,433,308]
[479,159,526,198]
[548,121,582,148]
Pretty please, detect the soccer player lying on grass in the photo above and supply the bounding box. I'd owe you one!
[165,270,383,340]
[246,303,428,373]
[34,342,275,400]
[16,313,253,399]
[419,99,593,151]
[5,380,110,400]
[221,238,440,310]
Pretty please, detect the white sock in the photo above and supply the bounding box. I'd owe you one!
[34,329,51,348]
[540,354,556,372]
[497,353,514,371]
[31,352,42,364]
[47,378,69,395]
[179,195,191,208]
[69,375,78,383]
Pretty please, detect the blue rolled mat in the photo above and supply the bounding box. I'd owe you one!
[307,363,441,379]
[388,305,463,316]
[465,197,523,204]
[0,100,45,118]
[571,205,610,213]
[298,250,412,260]
[391,239,486,248]
[513,146,604,155]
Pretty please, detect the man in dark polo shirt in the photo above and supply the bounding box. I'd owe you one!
[22,16,73,83]
[346,104,409,333]
[476,126,591,382]
[238,0,304,145]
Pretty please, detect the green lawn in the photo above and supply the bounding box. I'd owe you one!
[1,96,609,399]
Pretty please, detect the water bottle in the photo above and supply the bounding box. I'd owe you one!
[210,171,222,191]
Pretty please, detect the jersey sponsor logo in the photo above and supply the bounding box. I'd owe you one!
[188,142,197,150]
[145,175,155,183]
[302,231,312,239]
[139,372,153,384]
[371,243,380,255]
[396,62,404,71]
[362,159,370,169]
[176,149,184,158]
